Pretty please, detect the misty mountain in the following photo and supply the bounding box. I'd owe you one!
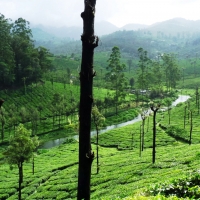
[31,27,63,42]
[95,21,119,36]
[145,18,200,37]
[31,24,81,41]
[31,20,147,41]
[31,21,119,41]
[120,23,148,31]
[31,18,200,58]
[32,18,200,43]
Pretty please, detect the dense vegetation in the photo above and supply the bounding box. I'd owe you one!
[1,13,200,200]
[0,14,53,88]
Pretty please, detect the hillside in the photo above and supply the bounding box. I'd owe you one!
[146,18,200,37]
[31,18,200,58]
[120,23,148,31]
[31,20,119,42]
[1,93,200,199]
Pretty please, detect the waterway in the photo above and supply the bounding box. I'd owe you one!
[38,95,190,149]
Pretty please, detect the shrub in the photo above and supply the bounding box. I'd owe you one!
[146,172,200,199]
[165,126,189,143]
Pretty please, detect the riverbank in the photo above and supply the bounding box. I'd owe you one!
[39,95,190,149]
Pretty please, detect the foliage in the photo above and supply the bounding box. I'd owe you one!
[164,125,189,143]
[3,123,39,167]
[3,123,39,199]
[136,48,151,90]
[0,14,15,86]
[92,105,105,130]
[161,53,181,91]
[0,15,53,88]
[106,46,127,114]
[146,172,200,199]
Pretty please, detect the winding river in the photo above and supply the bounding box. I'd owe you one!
[38,95,190,149]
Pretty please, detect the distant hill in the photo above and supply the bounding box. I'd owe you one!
[31,20,119,41]
[145,18,200,37]
[31,18,200,42]
[120,23,148,31]
[31,24,81,41]
[31,27,61,42]
[30,18,200,57]
[95,21,119,36]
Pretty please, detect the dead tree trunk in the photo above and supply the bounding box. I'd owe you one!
[141,116,146,151]
[189,110,193,145]
[184,105,187,129]
[95,122,99,174]
[150,104,160,164]
[77,1,98,200]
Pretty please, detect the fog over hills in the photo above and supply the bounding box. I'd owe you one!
[31,18,200,42]
[31,20,148,41]
[146,18,200,36]
[120,23,148,31]
[31,20,119,41]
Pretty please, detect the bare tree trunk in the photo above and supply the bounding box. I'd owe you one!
[32,154,35,175]
[151,105,160,164]
[18,162,23,200]
[184,105,187,129]
[168,109,171,125]
[189,111,193,145]
[96,124,99,174]
[77,1,98,200]
[146,116,149,132]
[139,124,142,157]
[141,118,145,151]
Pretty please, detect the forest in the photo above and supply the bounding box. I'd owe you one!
[1,2,200,199]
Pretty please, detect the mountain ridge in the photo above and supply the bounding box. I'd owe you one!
[31,18,200,41]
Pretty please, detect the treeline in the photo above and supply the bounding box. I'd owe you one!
[0,14,53,88]
[135,48,181,94]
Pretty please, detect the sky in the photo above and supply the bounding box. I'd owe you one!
[0,0,199,28]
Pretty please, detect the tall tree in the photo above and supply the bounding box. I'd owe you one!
[77,1,98,199]
[137,48,150,91]
[150,103,160,164]
[3,124,39,200]
[149,60,163,92]
[106,46,127,115]
[11,18,34,85]
[0,14,15,87]
[92,105,105,174]
[161,53,181,91]
[11,18,53,86]
[0,106,6,142]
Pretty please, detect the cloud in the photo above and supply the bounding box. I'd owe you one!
[106,0,200,27]
[0,0,199,28]
[0,0,84,27]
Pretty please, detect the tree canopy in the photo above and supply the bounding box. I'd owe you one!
[0,14,53,88]
[106,46,127,114]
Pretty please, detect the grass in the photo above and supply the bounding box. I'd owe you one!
[1,71,200,199]
[0,81,135,144]
[1,139,200,199]
[1,94,200,199]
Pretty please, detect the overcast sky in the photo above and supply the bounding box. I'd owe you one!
[0,0,199,28]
